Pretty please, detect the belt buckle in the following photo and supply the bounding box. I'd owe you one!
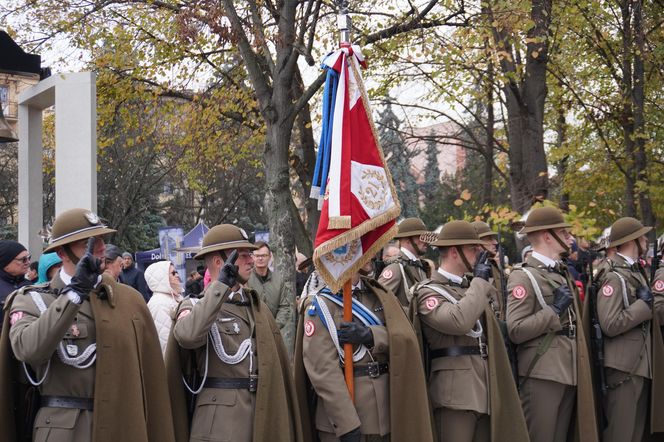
[568,324,576,339]
[479,342,488,359]
[367,361,381,379]
[249,374,258,392]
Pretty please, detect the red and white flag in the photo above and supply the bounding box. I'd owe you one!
[312,45,401,292]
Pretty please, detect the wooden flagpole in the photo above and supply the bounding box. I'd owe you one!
[338,0,354,402]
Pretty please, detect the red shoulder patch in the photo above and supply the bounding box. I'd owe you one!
[381,269,393,280]
[304,320,315,337]
[177,309,191,320]
[9,311,24,326]
[425,297,439,310]
[602,285,614,297]
[654,280,664,292]
[512,285,527,300]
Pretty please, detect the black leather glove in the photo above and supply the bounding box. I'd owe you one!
[337,321,374,347]
[339,427,361,442]
[217,250,239,287]
[473,250,492,281]
[551,284,573,316]
[636,286,653,306]
[66,238,102,301]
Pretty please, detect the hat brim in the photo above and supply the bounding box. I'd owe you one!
[518,221,572,235]
[43,226,117,253]
[431,238,490,247]
[608,226,652,249]
[394,229,430,239]
[194,241,258,259]
[478,231,498,239]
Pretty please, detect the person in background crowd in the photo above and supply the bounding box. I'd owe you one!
[0,240,30,328]
[120,251,152,302]
[104,244,124,281]
[520,245,533,263]
[247,241,295,354]
[25,261,38,284]
[36,252,62,284]
[145,261,183,356]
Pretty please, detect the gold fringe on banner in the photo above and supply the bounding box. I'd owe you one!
[328,216,352,230]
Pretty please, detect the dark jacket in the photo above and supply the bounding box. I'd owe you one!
[119,266,152,302]
[0,269,28,328]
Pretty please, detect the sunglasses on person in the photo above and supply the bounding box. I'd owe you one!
[14,255,31,264]
[171,271,180,276]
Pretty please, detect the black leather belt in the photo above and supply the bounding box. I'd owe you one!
[41,395,94,410]
[341,362,389,378]
[430,346,482,359]
[204,376,258,392]
[555,325,576,338]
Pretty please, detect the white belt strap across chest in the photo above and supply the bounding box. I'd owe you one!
[610,271,631,309]
[24,291,97,386]
[313,294,370,363]
[420,284,483,339]
[518,268,548,310]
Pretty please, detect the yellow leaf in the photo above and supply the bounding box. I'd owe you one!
[460,189,472,201]
[454,199,464,207]
[538,172,548,177]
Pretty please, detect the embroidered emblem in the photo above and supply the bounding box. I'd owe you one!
[233,323,240,334]
[512,285,527,300]
[9,311,24,326]
[70,324,80,337]
[655,280,664,292]
[358,169,388,211]
[304,320,315,337]
[425,297,439,310]
[177,309,191,320]
[322,240,361,266]
[381,269,393,280]
[602,285,614,297]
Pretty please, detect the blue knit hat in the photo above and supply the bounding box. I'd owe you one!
[37,252,62,283]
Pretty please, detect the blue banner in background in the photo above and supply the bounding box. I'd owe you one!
[159,226,186,282]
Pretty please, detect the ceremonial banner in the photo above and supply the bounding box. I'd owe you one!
[311,45,400,292]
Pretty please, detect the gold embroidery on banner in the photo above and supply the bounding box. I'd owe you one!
[359,169,387,211]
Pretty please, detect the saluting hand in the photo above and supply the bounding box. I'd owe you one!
[217,250,239,288]
[473,250,492,281]
[67,237,103,301]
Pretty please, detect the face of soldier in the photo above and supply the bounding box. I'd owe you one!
[234,248,254,283]
[3,250,30,277]
[412,237,428,256]
[552,228,574,254]
[70,237,106,260]
[461,244,481,270]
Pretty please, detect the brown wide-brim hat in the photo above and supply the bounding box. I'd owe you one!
[471,220,498,239]
[43,208,116,253]
[519,206,571,234]
[194,224,258,259]
[394,217,430,239]
[607,217,652,249]
[429,220,488,247]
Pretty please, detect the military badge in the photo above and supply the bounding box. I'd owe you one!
[381,269,393,280]
[512,285,527,300]
[655,280,664,292]
[602,285,614,297]
[9,311,24,326]
[84,211,100,225]
[304,320,316,337]
[425,297,439,310]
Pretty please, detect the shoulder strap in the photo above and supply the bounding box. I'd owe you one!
[519,332,556,390]
[517,267,548,310]
[608,271,630,309]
